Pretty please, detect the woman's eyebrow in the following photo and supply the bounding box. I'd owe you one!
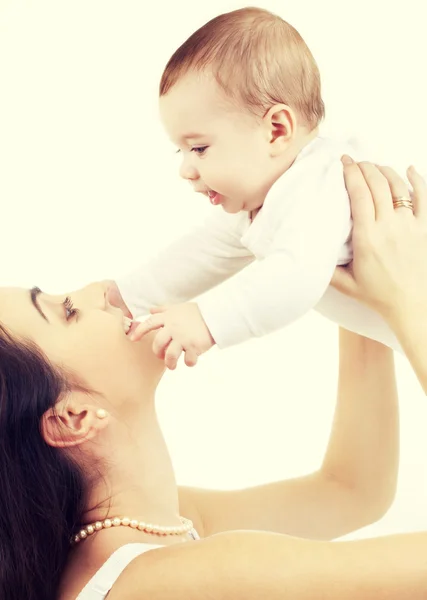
[30,286,49,322]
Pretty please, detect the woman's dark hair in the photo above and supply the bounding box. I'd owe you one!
[0,324,86,600]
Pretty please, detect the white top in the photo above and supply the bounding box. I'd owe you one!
[117,135,400,352]
[76,542,162,599]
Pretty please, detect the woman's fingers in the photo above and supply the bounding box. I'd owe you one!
[376,165,413,219]
[341,156,376,224]
[358,162,394,221]
[407,165,427,220]
[330,265,358,298]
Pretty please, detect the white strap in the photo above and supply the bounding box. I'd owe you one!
[76,543,162,599]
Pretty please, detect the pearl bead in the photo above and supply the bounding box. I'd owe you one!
[71,515,194,545]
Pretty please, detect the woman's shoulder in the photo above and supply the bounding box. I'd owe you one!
[106,529,427,600]
[60,542,163,600]
[106,536,218,600]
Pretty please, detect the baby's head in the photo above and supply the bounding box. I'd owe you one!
[159,7,325,214]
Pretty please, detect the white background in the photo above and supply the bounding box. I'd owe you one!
[0,0,426,540]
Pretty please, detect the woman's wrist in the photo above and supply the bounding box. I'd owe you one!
[385,298,427,341]
[385,305,427,394]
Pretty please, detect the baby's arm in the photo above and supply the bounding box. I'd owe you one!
[115,210,254,318]
[134,159,351,366]
[198,215,346,348]
[198,163,351,348]
[198,158,351,348]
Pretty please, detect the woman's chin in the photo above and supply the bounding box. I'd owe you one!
[128,331,166,375]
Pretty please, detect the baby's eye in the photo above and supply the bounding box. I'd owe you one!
[63,296,80,321]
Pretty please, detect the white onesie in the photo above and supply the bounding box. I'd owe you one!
[117,135,401,351]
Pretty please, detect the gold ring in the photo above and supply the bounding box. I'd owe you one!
[393,196,412,204]
[393,201,413,210]
[392,196,413,211]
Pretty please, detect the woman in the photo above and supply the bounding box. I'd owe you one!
[0,235,398,595]
[2,159,427,599]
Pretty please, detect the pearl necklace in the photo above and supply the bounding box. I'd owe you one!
[72,515,194,544]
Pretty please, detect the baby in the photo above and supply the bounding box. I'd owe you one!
[112,7,403,369]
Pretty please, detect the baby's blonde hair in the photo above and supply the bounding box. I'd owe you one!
[160,7,325,130]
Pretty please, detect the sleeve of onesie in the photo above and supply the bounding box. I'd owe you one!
[115,210,255,319]
[197,159,352,349]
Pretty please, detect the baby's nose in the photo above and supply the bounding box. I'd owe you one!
[179,157,199,181]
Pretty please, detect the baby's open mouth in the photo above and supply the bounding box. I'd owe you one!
[207,190,221,205]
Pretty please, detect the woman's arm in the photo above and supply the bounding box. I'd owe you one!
[179,328,399,540]
[390,310,427,394]
[332,158,427,393]
[108,529,427,599]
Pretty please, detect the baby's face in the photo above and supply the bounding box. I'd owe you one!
[159,72,277,214]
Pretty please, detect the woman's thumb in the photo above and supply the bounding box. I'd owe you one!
[330,265,358,298]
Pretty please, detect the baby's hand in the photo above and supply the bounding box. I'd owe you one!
[129,302,215,370]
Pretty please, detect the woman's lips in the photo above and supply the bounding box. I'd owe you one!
[127,321,140,337]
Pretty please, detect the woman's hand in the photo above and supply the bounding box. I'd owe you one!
[332,157,427,327]
[332,156,427,394]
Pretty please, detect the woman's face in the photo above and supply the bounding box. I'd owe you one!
[0,281,164,405]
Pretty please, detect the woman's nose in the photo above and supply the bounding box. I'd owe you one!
[105,280,133,318]
[75,281,109,311]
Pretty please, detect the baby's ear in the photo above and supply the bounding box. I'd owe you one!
[41,395,110,448]
[263,103,295,155]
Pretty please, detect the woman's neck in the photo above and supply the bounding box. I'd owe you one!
[82,401,181,528]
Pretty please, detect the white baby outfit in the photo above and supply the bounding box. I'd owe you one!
[117,135,401,351]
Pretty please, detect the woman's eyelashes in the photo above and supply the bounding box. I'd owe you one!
[63,297,80,321]
[191,146,208,156]
[175,146,208,156]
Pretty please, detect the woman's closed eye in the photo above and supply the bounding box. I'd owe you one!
[175,146,208,157]
[191,146,208,156]
[63,297,80,321]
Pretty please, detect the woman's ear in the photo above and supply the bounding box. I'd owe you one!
[41,395,110,448]
[263,103,296,155]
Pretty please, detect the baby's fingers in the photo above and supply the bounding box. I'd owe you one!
[164,341,183,371]
[128,315,165,341]
[152,328,172,359]
[150,305,168,315]
[184,348,199,367]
